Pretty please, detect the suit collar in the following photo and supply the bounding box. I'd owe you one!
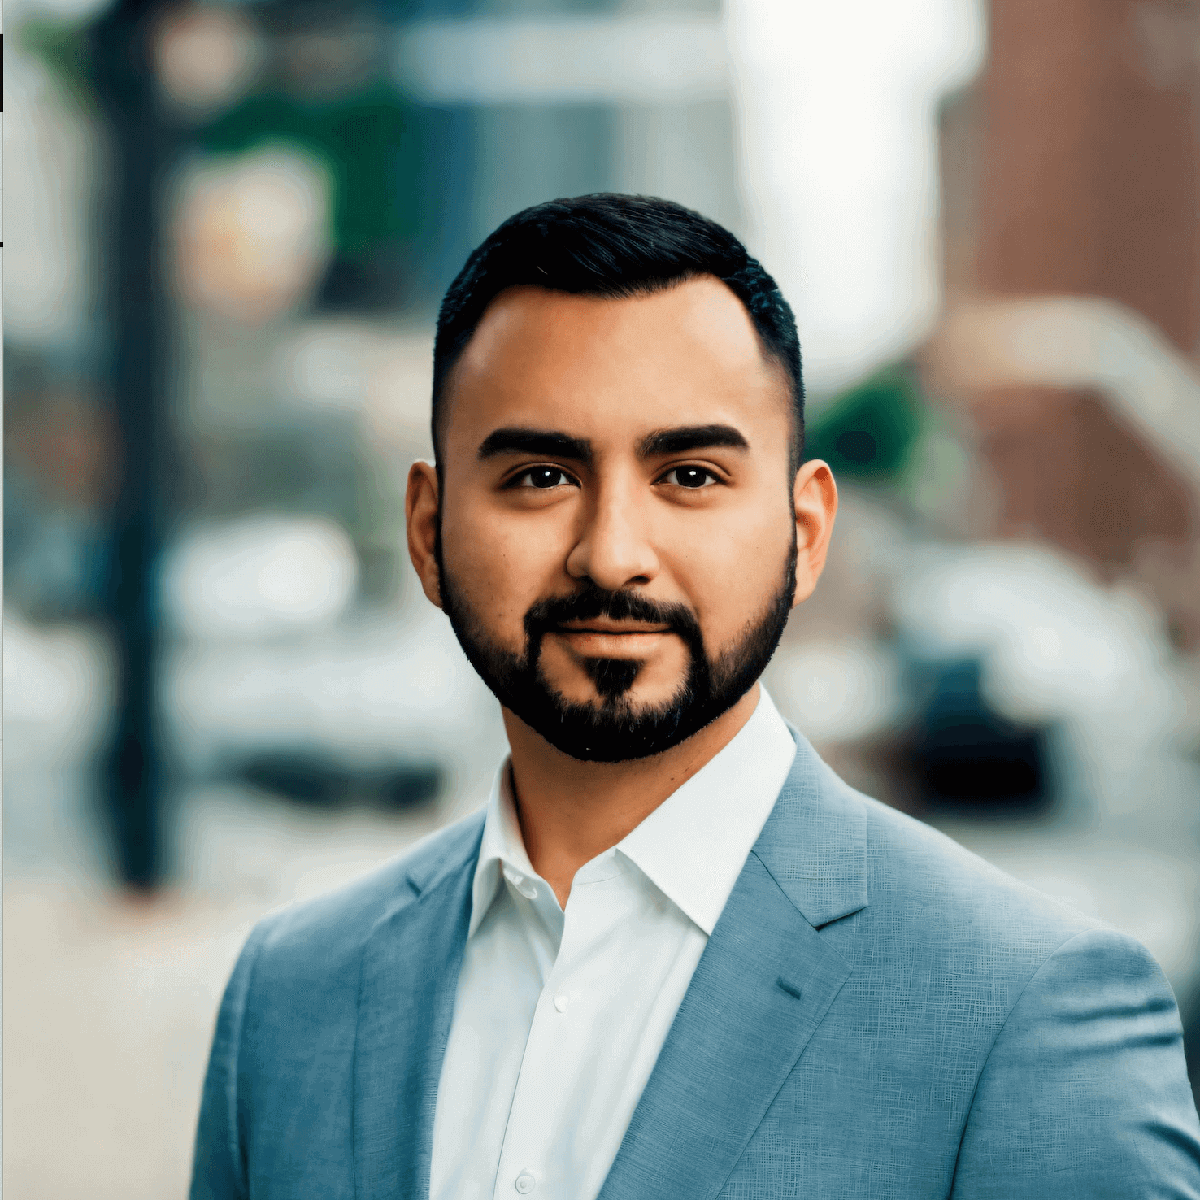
[465,688,798,940]
[753,722,869,929]
[618,687,798,935]
[597,731,865,1200]
[404,716,868,930]
[596,729,868,1200]
[355,816,484,1200]
[403,810,486,899]
[356,728,867,1200]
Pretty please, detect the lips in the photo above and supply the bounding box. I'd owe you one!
[555,622,670,635]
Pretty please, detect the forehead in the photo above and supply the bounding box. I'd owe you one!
[440,277,791,454]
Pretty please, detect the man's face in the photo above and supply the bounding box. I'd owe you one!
[425,277,806,762]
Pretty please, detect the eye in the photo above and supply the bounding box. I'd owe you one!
[512,466,577,490]
[661,465,719,489]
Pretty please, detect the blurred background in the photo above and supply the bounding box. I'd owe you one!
[6,0,1200,1193]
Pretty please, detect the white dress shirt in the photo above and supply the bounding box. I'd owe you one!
[429,688,798,1200]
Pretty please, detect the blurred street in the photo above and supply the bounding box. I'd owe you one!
[4,610,489,1198]
[8,520,1200,1197]
[8,0,1200,1193]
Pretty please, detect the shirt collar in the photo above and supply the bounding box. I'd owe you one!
[468,687,797,938]
[616,687,796,935]
[468,761,535,938]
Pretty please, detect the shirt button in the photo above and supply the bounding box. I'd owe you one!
[553,994,569,1013]
[514,1171,537,1193]
[518,881,538,900]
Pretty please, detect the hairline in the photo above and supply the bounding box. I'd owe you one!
[432,274,802,484]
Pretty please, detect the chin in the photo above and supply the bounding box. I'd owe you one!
[556,659,684,712]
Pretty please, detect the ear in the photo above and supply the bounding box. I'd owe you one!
[791,459,838,607]
[406,460,443,609]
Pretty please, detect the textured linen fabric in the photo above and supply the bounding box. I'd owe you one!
[190,725,1200,1200]
[429,688,798,1200]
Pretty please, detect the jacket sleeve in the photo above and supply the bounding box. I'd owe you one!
[189,923,270,1200]
[950,926,1200,1199]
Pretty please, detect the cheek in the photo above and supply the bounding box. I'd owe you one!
[670,509,790,641]
[440,501,570,638]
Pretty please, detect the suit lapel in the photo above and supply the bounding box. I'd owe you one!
[353,819,483,1200]
[597,732,868,1200]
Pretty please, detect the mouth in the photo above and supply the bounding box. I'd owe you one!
[550,622,672,654]
[554,621,671,636]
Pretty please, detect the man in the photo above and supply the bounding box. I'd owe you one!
[191,195,1200,1199]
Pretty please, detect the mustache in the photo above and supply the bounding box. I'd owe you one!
[523,587,700,641]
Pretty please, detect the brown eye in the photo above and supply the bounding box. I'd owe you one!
[516,467,575,489]
[663,466,717,489]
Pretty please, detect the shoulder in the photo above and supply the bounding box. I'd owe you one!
[192,809,487,1194]
[860,787,1097,937]
[768,735,1105,959]
[791,751,1108,991]
[242,808,486,977]
[861,783,1101,956]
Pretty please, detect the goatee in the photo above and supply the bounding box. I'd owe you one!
[436,531,797,762]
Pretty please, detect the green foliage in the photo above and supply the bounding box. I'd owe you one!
[199,84,423,259]
[805,365,925,484]
[18,18,96,108]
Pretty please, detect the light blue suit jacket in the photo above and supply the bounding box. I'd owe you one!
[191,730,1200,1198]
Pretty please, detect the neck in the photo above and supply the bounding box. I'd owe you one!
[501,683,760,907]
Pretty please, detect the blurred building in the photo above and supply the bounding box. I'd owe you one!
[172,0,744,605]
[8,1,1200,1195]
[926,0,1200,646]
[6,0,750,892]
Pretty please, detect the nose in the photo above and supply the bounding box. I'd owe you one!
[565,481,660,591]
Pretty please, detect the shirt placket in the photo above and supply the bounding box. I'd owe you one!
[491,859,617,1199]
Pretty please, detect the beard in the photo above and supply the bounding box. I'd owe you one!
[436,528,798,763]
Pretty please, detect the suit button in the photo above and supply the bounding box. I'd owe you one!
[514,1171,537,1193]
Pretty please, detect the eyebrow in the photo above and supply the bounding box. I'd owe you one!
[477,423,749,465]
[636,424,750,458]
[478,427,594,465]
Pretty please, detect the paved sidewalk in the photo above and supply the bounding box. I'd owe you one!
[4,793,444,1200]
[6,606,1200,1199]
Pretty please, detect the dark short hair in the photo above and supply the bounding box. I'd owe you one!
[431,193,804,475]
